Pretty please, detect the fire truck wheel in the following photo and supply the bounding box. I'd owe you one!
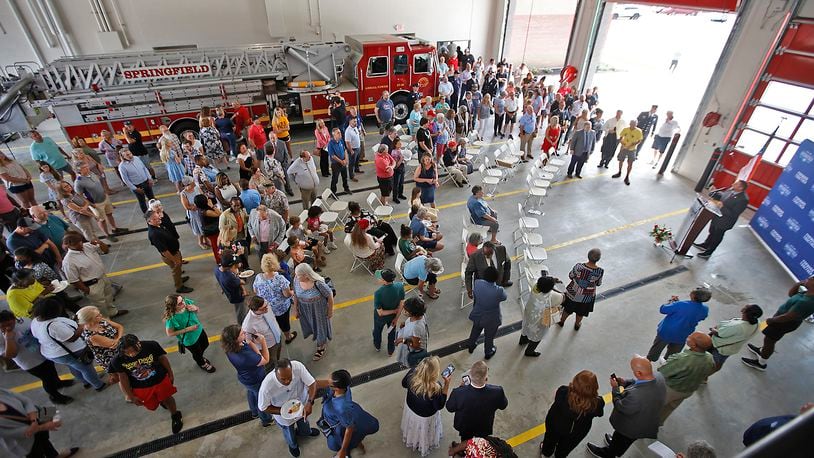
[170,119,200,141]
[392,96,411,123]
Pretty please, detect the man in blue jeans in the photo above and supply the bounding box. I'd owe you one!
[258,358,320,457]
[372,269,405,355]
[344,117,363,182]
[327,128,351,195]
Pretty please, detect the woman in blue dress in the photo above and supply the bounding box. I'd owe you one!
[319,369,379,458]
[159,137,185,192]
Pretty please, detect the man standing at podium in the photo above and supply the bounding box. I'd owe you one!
[694,180,749,258]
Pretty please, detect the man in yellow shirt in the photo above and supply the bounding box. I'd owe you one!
[612,119,643,185]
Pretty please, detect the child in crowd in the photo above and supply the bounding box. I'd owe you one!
[398,224,427,260]
[287,235,324,271]
[306,206,337,253]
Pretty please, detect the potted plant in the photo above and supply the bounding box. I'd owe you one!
[649,224,676,250]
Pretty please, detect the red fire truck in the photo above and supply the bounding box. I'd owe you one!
[2,34,437,146]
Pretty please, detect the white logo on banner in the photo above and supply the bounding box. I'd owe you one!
[801,150,814,162]
[809,209,814,222]
[792,196,806,210]
[801,260,814,276]
[784,244,798,258]
[787,218,801,232]
[804,233,814,249]
[795,171,809,184]
[779,184,792,196]
[757,216,770,229]
[772,205,785,218]
[770,229,783,242]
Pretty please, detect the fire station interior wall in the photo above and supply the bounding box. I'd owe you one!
[565,0,810,184]
[0,0,505,70]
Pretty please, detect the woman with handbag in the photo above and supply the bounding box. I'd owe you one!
[29,297,108,392]
[396,297,430,368]
[0,388,79,457]
[163,294,216,373]
[291,263,334,361]
[318,369,379,458]
[76,306,124,384]
[401,356,450,456]
[519,276,564,357]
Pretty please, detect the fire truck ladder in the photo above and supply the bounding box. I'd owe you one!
[36,42,351,95]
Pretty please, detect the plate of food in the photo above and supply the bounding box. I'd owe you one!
[51,279,69,293]
[281,399,303,420]
[238,270,255,279]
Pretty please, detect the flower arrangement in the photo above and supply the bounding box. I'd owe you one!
[650,224,674,244]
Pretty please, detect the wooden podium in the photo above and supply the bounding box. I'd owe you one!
[673,195,723,258]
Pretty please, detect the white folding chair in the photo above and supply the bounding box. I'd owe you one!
[514,216,544,256]
[506,141,524,159]
[438,160,461,187]
[523,245,549,268]
[549,157,567,168]
[477,164,500,197]
[492,150,519,179]
[463,213,491,240]
[523,174,548,215]
[313,198,340,228]
[298,209,308,223]
[517,203,539,230]
[532,162,555,182]
[321,188,349,221]
[344,233,375,275]
[366,192,393,221]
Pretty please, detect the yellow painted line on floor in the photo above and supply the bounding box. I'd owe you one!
[6,206,690,395]
[110,190,181,206]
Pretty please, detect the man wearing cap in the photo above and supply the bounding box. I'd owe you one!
[6,217,62,271]
[215,255,247,323]
[248,115,268,161]
[372,269,405,355]
[74,161,127,242]
[146,210,192,294]
[62,231,128,318]
[118,149,155,213]
[286,150,320,210]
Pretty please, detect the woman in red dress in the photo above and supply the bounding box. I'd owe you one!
[541,115,561,160]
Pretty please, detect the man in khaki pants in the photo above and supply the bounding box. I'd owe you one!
[146,210,193,294]
[517,105,537,161]
[61,232,128,318]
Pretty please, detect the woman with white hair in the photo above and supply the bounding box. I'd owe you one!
[76,305,124,383]
[291,263,334,361]
[432,113,450,160]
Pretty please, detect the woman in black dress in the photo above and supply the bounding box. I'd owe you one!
[540,370,605,457]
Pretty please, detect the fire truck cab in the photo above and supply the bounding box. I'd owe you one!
[0,34,437,147]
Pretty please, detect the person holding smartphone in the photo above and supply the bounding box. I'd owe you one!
[400,356,451,456]
[221,324,273,427]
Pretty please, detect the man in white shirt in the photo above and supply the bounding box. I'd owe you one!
[599,110,626,168]
[650,111,680,169]
[62,232,127,318]
[242,296,283,369]
[437,56,449,76]
[344,118,362,182]
[503,92,519,140]
[286,150,320,210]
[258,358,321,457]
[438,76,454,102]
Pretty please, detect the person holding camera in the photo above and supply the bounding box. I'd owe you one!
[446,360,508,442]
[401,356,451,456]
[646,287,711,362]
[587,356,666,457]
[257,358,320,457]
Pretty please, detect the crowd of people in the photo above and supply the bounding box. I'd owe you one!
[0,47,811,458]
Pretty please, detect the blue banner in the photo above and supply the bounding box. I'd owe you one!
[751,139,814,281]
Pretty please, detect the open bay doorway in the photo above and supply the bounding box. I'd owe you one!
[588,3,735,172]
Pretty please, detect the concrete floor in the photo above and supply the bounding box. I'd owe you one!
[0,119,809,458]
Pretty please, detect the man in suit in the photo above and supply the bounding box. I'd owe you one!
[635,105,659,154]
[587,356,666,457]
[446,360,508,440]
[466,242,513,295]
[694,180,749,258]
[567,121,596,178]
[466,267,507,359]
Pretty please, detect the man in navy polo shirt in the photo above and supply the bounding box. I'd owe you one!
[327,128,351,195]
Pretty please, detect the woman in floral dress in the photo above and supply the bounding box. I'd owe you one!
[77,305,124,382]
[199,116,228,169]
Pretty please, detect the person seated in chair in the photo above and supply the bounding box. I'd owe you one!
[442,140,471,187]
[409,208,444,253]
[467,186,499,244]
[344,219,385,271]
